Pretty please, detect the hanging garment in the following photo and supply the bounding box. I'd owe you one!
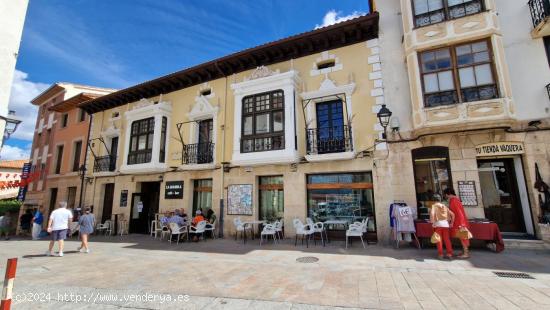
[394,205,416,233]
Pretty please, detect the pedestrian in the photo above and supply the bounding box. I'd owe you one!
[77,207,95,253]
[32,206,44,240]
[0,211,11,240]
[444,188,471,259]
[430,202,455,260]
[20,209,33,236]
[46,201,73,257]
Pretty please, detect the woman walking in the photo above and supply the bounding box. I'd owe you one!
[430,202,455,260]
[444,188,471,258]
[78,207,95,253]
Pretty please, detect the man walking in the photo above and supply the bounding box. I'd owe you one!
[46,201,73,257]
[32,206,44,240]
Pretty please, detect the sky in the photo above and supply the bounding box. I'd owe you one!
[2,0,371,160]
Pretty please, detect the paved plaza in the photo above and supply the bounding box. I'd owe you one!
[1,235,550,309]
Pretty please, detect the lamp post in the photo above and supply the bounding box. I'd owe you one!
[78,164,87,209]
[376,104,392,140]
[0,111,22,152]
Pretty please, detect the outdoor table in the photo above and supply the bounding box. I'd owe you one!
[243,220,266,239]
[414,220,505,252]
[323,220,349,243]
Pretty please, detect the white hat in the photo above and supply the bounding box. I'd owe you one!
[196,210,202,215]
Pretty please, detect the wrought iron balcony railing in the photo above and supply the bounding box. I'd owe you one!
[94,155,116,172]
[306,125,353,155]
[183,142,214,164]
[529,0,550,28]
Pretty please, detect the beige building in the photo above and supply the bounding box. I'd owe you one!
[375,0,550,241]
[81,14,384,239]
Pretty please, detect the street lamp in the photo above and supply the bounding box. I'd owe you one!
[376,104,392,140]
[78,164,87,209]
[0,111,22,149]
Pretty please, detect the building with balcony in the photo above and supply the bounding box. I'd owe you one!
[375,0,550,241]
[22,83,114,223]
[80,12,385,239]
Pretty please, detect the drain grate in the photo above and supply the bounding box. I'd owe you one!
[494,272,535,279]
[296,256,319,263]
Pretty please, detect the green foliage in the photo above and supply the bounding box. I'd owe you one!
[0,199,22,216]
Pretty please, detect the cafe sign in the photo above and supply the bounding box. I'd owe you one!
[165,181,183,199]
[475,142,524,157]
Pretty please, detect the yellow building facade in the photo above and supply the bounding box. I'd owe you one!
[81,14,385,239]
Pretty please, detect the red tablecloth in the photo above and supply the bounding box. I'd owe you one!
[415,221,505,252]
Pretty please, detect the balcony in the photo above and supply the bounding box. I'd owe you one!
[183,143,214,165]
[306,125,353,156]
[94,155,116,173]
[529,0,550,38]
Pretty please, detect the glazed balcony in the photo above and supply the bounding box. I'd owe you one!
[306,125,353,156]
[94,155,116,173]
[529,0,550,38]
[183,142,214,165]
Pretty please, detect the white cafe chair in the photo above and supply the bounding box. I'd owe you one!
[293,218,314,248]
[260,224,278,246]
[168,222,188,244]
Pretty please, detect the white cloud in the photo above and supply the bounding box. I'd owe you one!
[0,144,31,160]
[8,70,49,141]
[315,10,366,29]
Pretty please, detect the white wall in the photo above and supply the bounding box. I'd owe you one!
[376,0,414,132]
[497,0,550,120]
[0,0,29,147]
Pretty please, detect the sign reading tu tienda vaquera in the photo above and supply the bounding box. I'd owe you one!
[475,142,525,157]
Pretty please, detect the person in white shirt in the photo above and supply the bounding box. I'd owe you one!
[46,201,73,257]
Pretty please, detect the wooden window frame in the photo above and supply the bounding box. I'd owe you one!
[54,145,64,174]
[418,38,499,108]
[127,117,155,165]
[61,113,68,128]
[241,90,285,153]
[411,0,485,28]
[72,140,82,172]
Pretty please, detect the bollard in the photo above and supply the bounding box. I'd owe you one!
[0,258,17,310]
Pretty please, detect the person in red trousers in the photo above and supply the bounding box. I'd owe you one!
[444,188,471,259]
[430,202,455,259]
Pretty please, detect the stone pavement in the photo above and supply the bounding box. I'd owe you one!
[1,235,550,309]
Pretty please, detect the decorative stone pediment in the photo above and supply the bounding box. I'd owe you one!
[245,66,280,81]
[133,98,152,110]
[188,95,218,120]
[101,124,119,138]
[300,76,355,100]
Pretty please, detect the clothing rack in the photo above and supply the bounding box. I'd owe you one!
[390,202,420,249]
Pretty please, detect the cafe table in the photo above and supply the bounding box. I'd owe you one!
[322,219,349,243]
[243,220,266,239]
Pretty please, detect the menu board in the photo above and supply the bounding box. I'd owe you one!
[458,181,478,207]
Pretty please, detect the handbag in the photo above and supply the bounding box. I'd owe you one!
[430,231,441,244]
[456,227,473,239]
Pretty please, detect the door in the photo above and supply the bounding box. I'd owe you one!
[48,188,58,215]
[478,159,526,233]
[109,137,118,171]
[316,100,345,153]
[130,182,160,234]
[102,183,115,223]
[130,193,145,234]
[197,119,213,164]
[259,176,284,222]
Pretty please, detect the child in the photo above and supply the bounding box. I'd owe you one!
[430,202,455,260]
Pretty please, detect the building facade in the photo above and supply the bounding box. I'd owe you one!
[81,14,384,239]
[23,84,114,222]
[375,0,550,241]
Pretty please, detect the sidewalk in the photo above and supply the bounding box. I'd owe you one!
[1,235,550,309]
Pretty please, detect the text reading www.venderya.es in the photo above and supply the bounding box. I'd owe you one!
[14,292,190,304]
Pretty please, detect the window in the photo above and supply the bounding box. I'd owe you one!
[159,117,167,163]
[67,186,77,209]
[316,60,336,70]
[412,147,452,220]
[72,141,82,172]
[40,163,46,179]
[78,109,86,122]
[128,117,155,165]
[200,89,211,96]
[61,114,68,128]
[259,176,284,222]
[412,0,484,27]
[419,39,498,107]
[241,90,284,153]
[192,179,212,215]
[307,173,375,232]
[54,145,63,174]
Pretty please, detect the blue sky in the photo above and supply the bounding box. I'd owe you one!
[3,0,370,159]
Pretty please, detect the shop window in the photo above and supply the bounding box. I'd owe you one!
[412,146,452,219]
[192,179,212,215]
[127,117,155,165]
[241,90,284,153]
[419,39,498,107]
[259,176,284,222]
[412,0,484,28]
[307,172,375,231]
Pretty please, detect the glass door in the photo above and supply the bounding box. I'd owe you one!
[259,176,284,222]
[197,119,213,164]
[316,100,344,154]
[478,159,526,232]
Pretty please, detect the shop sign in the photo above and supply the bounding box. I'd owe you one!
[475,142,524,157]
[165,181,183,199]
